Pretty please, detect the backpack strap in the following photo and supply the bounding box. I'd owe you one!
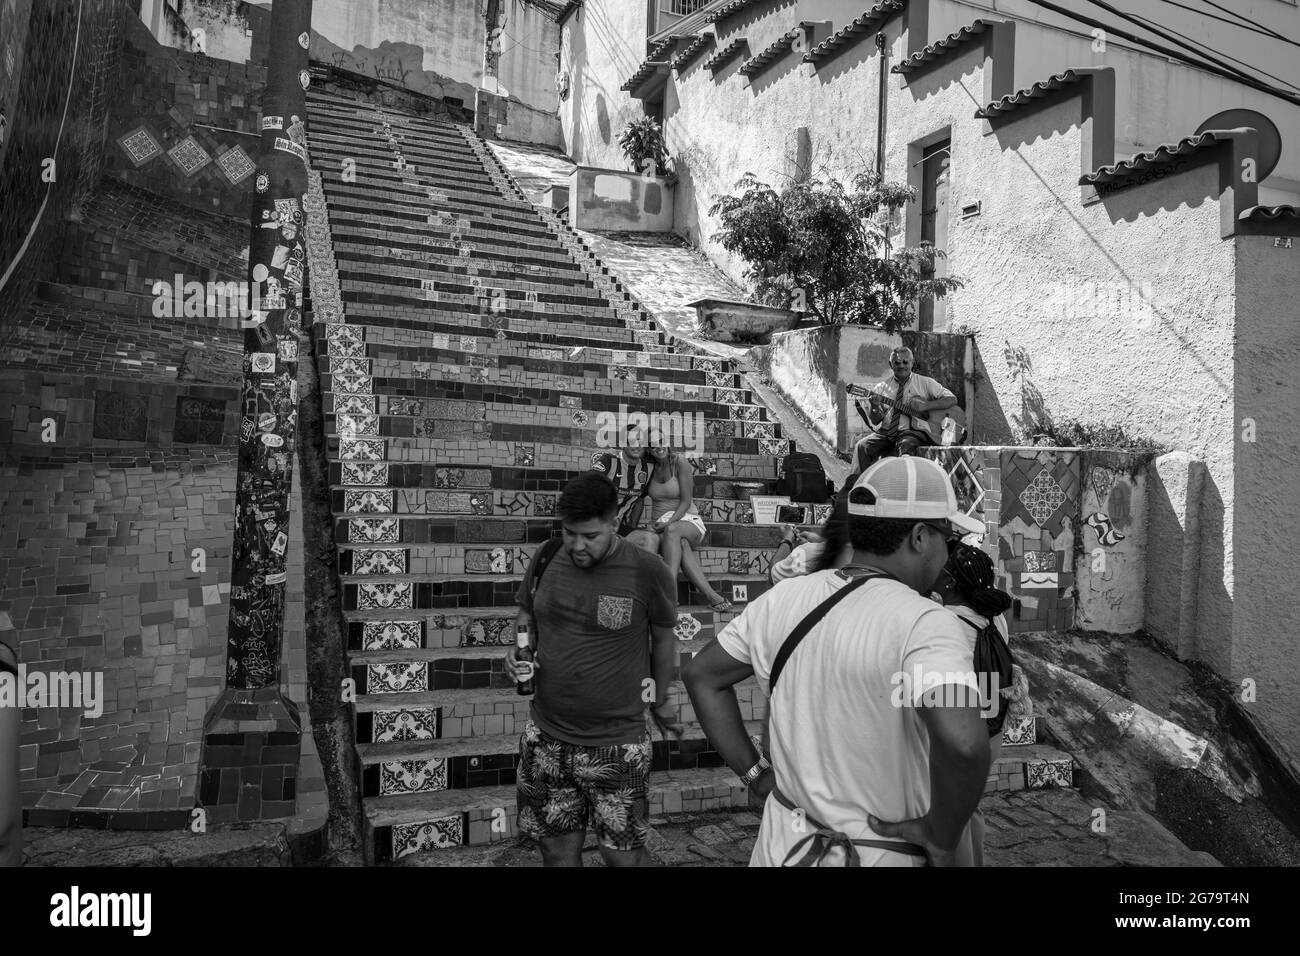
[769,571,897,693]
[526,537,565,647]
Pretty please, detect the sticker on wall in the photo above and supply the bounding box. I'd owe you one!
[298,31,310,49]
[250,353,277,374]
[255,172,269,194]
[1085,511,1125,546]
[262,115,284,131]
[262,433,284,447]
[274,136,307,163]
[299,69,311,90]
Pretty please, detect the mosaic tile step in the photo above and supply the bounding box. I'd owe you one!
[353,369,746,406]
[329,469,782,501]
[323,194,563,244]
[336,542,781,577]
[324,309,663,352]
[340,574,774,613]
[310,140,493,183]
[332,515,788,546]
[353,679,765,746]
[307,100,471,137]
[328,429,783,463]
[308,119,477,158]
[343,605,740,651]
[330,443,786,476]
[333,489,825,528]
[365,768,751,860]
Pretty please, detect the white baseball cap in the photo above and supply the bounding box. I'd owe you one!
[846,456,985,536]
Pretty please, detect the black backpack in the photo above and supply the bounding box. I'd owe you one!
[780,452,830,503]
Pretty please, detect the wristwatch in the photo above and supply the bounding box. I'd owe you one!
[740,755,772,787]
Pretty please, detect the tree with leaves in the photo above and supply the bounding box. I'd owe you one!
[709,171,962,331]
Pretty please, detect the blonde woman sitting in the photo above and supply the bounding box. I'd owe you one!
[645,433,732,611]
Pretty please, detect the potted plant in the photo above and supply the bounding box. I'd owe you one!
[709,171,963,331]
[618,116,676,184]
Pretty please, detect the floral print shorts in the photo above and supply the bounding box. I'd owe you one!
[516,720,652,850]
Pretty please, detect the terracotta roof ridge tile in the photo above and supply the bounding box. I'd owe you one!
[975,68,1095,118]
[892,17,996,74]
[1239,204,1300,221]
[1080,127,1254,184]
[805,0,907,65]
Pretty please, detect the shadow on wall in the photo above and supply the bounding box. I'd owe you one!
[311,35,476,108]
[596,92,610,144]
[1194,473,1231,673]
[969,338,1016,443]
[1002,339,1054,440]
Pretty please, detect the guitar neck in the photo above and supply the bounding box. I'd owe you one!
[848,383,909,413]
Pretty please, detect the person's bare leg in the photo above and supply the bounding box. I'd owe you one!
[659,524,686,580]
[680,540,727,607]
[537,830,586,867]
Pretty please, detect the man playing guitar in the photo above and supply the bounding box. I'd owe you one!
[849,346,959,474]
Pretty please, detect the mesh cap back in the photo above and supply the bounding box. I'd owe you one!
[846,456,983,535]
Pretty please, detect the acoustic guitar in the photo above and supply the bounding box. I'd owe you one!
[847,382,967,446]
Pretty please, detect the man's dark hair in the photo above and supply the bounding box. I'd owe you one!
[847,515,918,555]
[557,472,619,523]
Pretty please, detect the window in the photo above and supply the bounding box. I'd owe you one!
[918,137,951,333]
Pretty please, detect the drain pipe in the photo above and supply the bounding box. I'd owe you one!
[876,30,890,257]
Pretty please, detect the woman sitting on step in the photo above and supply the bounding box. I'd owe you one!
[645,432,732,611]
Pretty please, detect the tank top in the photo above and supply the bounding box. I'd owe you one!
[648,460,699,523]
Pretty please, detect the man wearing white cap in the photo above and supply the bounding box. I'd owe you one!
[683,456,990,866]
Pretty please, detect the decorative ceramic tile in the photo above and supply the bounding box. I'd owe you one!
[514,444,535,466]
[381,758,448,795]
[332,364,373,395]
[691,457,718,476]
[388,397,425,417]
[427,491,473,513]
[760,438,789,458]
[167,135,211,176]
[1001,715,1037,746]
[683,385,700,398]
[732,584,749,603]
[341,438,385,461]
[572,410,588,426]
[357,581,414,610]
[352,548,408,574]
[362,621,422,651]
[533,494,556,517]
[117,126,162,167]
[366,661,427,692]
[674,613,702,642]
[715,388,742,405]
[341,461,388,486]
[531,348,564,361]
[349,518,400,544]
[465,547,523,574]
[337,413,379,438]
[728,551,752,574]
[1025,757,1072,789]
[948,453,986,518]
[433,467,492,490]
[812,503,832,525]
[559,395,583,409]
[1024,550,1055,572]
[345,490,394,514]
[706,419,730,439]
[636,352,651,367]
[1019,469,1067,526]
[392,815,464,858]
[469,493,493,515]
[373,708,438,743]
[216,144,256,184]
[705,371,731,388]
[733,406,759,422]
[460,617,511,646]
[633,382,650,398]
[1085,511,1125,546]
[745,421,775,441]
[694,358,722,373]
[1019,572,1059,589]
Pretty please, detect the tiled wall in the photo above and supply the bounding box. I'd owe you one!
[104,16,266,215]
[0,0,130,333]
[925,446,1081,633]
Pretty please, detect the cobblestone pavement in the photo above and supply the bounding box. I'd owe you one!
[391,787,1217,867]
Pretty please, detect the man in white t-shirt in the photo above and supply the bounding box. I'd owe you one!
[683,456,990,866]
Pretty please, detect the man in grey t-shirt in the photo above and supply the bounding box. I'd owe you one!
[505,473,682,866]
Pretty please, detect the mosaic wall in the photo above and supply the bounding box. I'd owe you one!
[925,446,1081,633]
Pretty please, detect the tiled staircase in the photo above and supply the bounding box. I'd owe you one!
[299,88,1076,864]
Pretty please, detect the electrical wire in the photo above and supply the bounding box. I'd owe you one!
[1023,0,1300,108]
[1078,0,1300,101]
[1197,0,1298,46]
[1153,0,1300,48]
[1128,12,1300,94]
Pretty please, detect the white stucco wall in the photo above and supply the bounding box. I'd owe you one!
[559,0,647,174]
[1232,233,1300,759]
[307,0,559,138]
